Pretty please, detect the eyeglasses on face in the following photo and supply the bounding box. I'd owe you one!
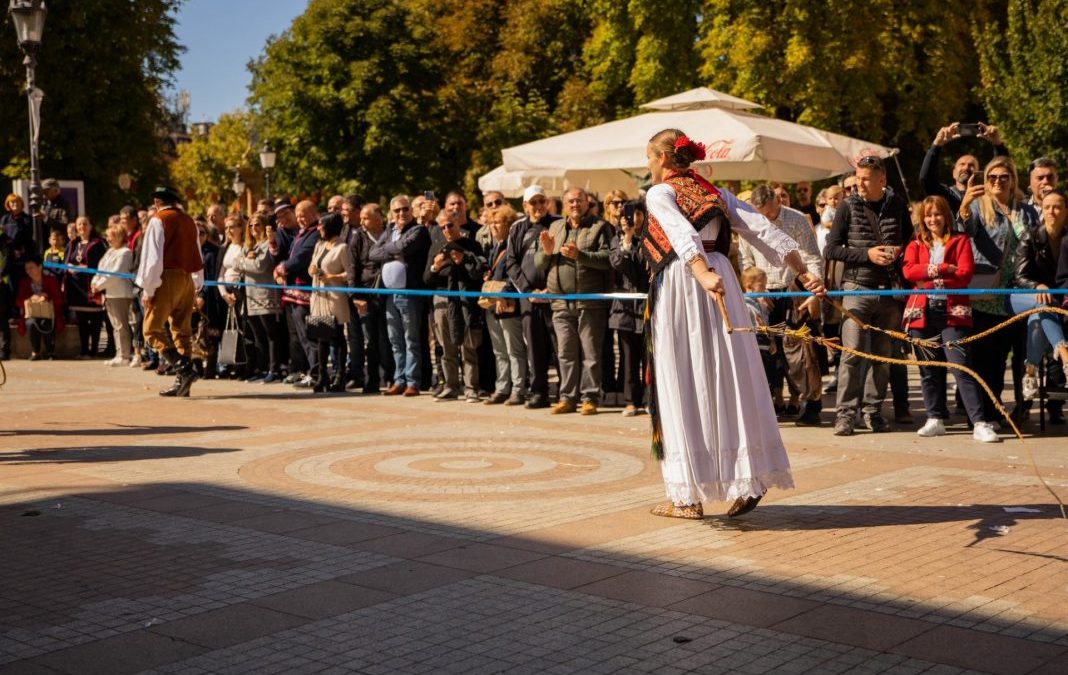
[987,174,1012,185]
[843,186,856,193]
[392,206,411,213]
[485,199,503,208]
[441,222,455,229]
[609,200,625,207]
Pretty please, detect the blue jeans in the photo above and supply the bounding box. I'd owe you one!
[1008,292,1067,366]
[385,294,423,387]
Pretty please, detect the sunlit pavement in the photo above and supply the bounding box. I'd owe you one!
[2,360,1067,674]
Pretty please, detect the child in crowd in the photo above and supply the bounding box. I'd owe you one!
[741,266,777,397]
[43,229,67,277]
[90,224,135,366]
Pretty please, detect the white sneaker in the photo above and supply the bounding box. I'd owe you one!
[129,355,142,368]
[104,356,124,367]
[917,418,946,437]
[1022,373,1039,401]
[973,422,1000,443]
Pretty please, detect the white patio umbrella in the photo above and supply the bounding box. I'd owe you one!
[498,87,896,185]
[477,165,642,198]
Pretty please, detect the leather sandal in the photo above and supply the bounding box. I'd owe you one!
[650,503,704,520]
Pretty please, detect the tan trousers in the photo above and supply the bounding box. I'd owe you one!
[143,269,195,356]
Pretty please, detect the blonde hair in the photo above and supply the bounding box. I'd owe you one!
[602,190,629,226]
[105,223,127,246]
[488,204,518,227]
[224,213,249,247]
[824,185,843,200]
[978,156,1022,226]
[741,266,767,288]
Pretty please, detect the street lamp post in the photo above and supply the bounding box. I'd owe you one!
[9,0,48,249]
[259,141,276,202]
[232,168,245,212]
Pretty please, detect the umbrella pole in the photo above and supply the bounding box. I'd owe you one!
[891,151,911,203]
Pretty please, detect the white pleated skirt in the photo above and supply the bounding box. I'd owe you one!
[652,251,794,504]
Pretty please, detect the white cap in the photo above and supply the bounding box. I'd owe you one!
[522,185,546,203]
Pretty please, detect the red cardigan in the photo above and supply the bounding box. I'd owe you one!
[15,274,65,336]
[901,233,975,330]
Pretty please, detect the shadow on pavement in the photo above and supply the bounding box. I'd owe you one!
[1,481,1065,674]
[0,445,242,464]
[0,425,246,437]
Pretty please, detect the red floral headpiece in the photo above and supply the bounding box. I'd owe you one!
[673,135,707,162]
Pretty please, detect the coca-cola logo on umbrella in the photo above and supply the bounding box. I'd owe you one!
[703,139,736,160]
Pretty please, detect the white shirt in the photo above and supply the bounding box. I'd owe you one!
[645,183,797,268]
[135,208,205,298]
[217,244,244,299]
[380,226,407,289]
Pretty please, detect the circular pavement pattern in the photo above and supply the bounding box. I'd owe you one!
[242,439,647,501]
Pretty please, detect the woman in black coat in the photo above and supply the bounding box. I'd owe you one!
[609,200,650,416]
[1010,189,1067,397]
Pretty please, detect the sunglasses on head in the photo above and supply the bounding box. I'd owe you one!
[857,156,883,170]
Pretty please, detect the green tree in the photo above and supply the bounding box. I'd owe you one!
[171,110,263,215]
[249,0,450,202]
[629,0,700,103]
[698,0,988,178]
[975,0,1068,168]
[0,0,184,221]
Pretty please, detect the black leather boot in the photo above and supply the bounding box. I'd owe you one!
[159,351,198,397]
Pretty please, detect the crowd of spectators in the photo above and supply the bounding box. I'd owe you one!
[1,122,1066,442]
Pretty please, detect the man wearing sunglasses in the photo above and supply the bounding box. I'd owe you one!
[505,185,559,409]
[370,195,431,396]
[920,121,1008,215]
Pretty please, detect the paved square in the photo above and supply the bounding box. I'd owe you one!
[2,361,1067,673]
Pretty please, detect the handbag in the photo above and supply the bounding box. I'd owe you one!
[305,313,337,342]
[478,249,515,312]
[24,296,55,321]
[218,307,243,366]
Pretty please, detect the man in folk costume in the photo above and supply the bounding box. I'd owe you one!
[136,186,204,397]
[642,129,824,519]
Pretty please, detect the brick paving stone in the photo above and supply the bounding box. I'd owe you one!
[3,362,1068,673]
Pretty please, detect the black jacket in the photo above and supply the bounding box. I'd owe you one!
[504,214,555,295]
[423,234,486,335]
[349,228,383,289]
[1014,226,1062,289]
[608,232,649,333]
[369,221,431,290]
[823,189,914,289]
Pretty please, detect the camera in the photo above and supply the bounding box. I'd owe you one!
[424,190,436,201]
[958,122,982,137]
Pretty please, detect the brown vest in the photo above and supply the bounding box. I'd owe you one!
[158,207,203,274]
[642,173,730,277]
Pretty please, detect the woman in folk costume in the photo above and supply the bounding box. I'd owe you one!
[643,129,825,519]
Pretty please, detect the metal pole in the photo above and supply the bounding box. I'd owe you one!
[264,171,270,203]
[24,51,44,249]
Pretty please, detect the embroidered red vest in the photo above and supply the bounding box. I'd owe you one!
[642,172,730,277]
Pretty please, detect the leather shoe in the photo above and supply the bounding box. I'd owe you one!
[524,395,549,409]
[727,495,762,518]
[382,384,405,396]
[403,386,420,397]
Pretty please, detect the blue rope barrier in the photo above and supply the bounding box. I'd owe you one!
[44,260,1068,302]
